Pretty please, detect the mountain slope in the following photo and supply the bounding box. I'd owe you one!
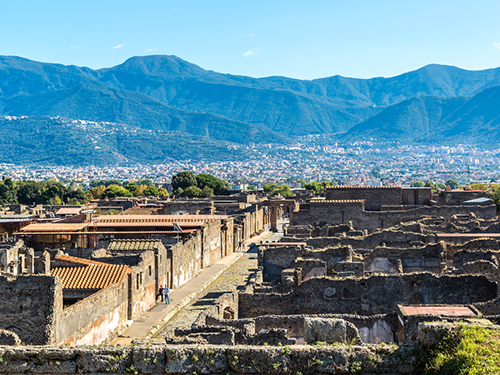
[343,85,500,143]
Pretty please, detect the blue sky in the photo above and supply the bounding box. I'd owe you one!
[1,0,500,79]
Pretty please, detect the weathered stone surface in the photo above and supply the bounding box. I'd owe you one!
[132,347,165,374]
[227,346,291,374]
[304,318,346,344]
[75,348,132,373]
[165,345,227,374]
[417,321,457,347]
[0,329,21,346]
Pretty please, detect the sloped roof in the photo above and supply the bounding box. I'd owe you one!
[54,254,109,266]
[108,239,163,252]
[51,255,131,290]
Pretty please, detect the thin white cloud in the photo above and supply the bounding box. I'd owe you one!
[494,42,500,50]
[112,44,125,50]
[143,48,159,53]
[248,33,256,37]
[242,48,259,57]
[69,45,81,50]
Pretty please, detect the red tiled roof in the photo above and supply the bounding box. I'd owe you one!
[54,254,109,266]
[51,255,132,290]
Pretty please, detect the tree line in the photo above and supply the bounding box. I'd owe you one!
[0,178,87,205]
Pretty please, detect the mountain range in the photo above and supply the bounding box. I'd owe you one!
[1,55,500,164]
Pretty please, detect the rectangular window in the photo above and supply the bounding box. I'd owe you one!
[136,274,140,289]
[149,265,152,276]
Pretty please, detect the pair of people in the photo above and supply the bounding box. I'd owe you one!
[157,286,170,304]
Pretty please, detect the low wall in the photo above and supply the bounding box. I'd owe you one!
[0,343,416,374]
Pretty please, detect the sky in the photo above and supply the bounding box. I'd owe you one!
[1,0,500,80]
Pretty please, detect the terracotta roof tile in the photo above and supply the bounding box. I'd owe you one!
[51,255,132,290]
[108,239,163,252]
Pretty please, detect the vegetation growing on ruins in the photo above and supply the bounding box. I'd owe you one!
[415,324,500,374]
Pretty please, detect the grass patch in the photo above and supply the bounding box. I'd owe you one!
[415,324,500,374]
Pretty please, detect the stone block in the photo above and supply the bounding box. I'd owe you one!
[304,318,346,344]
[165,346,227,374]
[132,347,165,374]
[75,348,132,373]
[227,346,290,374]
[417,322,457,347]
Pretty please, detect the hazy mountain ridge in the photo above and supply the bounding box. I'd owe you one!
[1,54,500,165]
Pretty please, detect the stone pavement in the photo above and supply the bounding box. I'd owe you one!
[111,227,282,345]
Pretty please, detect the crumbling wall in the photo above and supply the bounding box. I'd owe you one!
[261,245,352,282]
[240,274,497,318]
[284,229,429,250]
[0,275,61,345]
[293,202,496,231]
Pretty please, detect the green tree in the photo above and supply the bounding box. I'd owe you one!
[17,181,43,204]
[183,186,202,198]
[104,185,133,198]
[201,186,214,198]
[124,182,140,195]
[247,185,257,191]
[0,178,17,204]
[411,180,425,187]
[143,186,160,196]
[136,178,154,187]
[171,171,197,191]
[445,179,460,190]
[371,167,382,178]
[196,173,230,195]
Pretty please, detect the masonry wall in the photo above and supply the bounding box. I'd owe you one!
[56,281,128,345]
[0,275,61,345]
[202,220,222,269]
[240,274,497,318]
[170,232,202,289]
[293,202,496,232]
[325,187,402,210]
[0,343,416,374]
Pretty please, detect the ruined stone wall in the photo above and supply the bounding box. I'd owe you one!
[261,245,352,283]
[0,275,61,345]
[240,274,497,318]
[325,187,402,211]
[293,202,496,232]
[283,229,429,250]
[170,232,202,289]
[56,282,127,345]
[202,220,222,269]
[0,343,416,374]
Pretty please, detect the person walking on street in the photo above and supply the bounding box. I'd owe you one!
[157,286,164,302]
[164,287,170,304]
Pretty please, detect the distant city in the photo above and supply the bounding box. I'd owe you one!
[1,140,498,189]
